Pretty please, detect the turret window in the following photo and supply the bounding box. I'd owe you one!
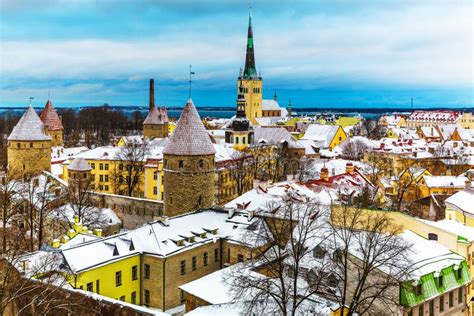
[198,159,204,169]
[179,160,184,169]
[30,143,33,148]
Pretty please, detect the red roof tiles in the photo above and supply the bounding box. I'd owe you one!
[40,100,63,131]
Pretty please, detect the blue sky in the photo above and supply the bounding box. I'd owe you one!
[0,0,472,109]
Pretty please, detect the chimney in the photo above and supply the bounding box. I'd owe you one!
[320,167,329,181]
[149,79,155,110]
[346,162,354,175]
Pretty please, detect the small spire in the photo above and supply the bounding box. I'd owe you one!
[273,92,277,101]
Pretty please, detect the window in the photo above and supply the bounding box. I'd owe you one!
[144,264,150,279]
[192,256,197,271]
[119,295,125,302]
[203,252,208,266]
[237,254,244,263]
[179,160,184,169]
[153,186,157,195]
[105,175,109,182]
[104,185,109,191]
[87,282,93,292]
[227,248,231,263]
[407,310,413,316]
[144,289,150,307]
[132,265,138,280]
[214,248,219,262]
[96,280,100,294]
[30,142,33,148]
[131,291,136,304]
[440,294,444,311]
[91,163,95,169]
[429,300,434,316]
[180,260,186,275]
[414,283,422,296]
[153,171,158,180]
[105,164,109,170]
[198,159,204,168]
[313,246,326,259]
[458,287,463,303]
[99,163,104,170]
[115,271,122,286]
[457,268,462,280]
[449,291,454,307]
[438,275,443,287]
[99,175,104,182]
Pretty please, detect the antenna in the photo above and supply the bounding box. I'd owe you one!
[29,97,34,106]
[188,64,195,99]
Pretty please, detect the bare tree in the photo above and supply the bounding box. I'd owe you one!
[357,119,386,140]
[113,139,150,197]
[364,151,391,184]
[328,204,413,315]
[227,151,254,196]
[340,139,369,161]
[226,192,330,316]
[0,174,20,253]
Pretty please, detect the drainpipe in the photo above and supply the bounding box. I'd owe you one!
[140,253,143,305]
[162,258,167,311]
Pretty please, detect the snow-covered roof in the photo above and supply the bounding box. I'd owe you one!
[253,127,303,149]
[445,189,474,214]
[423,175,468,188]
[60,209,258,273]
[48,203,121,226]
[40,100,64,131]
[419,126,441,138]
[163,99,215,156]
[417,219,474,242]
[301,124,341,148]
[51,146,88,163]
[68,157,92,171]
[8,106,52,141]
[262,99,281,111]
[143,107,169,125]
[408,110,462,123]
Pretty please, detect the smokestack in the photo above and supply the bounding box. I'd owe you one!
[149,79,155,110]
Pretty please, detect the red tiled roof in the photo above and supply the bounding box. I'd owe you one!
[143,107,169,125]
[163,99,215,156]
[40,100,63,131]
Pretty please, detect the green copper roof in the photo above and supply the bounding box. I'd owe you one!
[242,13,257,80]
[400,261,470,307]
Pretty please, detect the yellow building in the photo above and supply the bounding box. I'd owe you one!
[445,184,474,226]
[460,112,474,129]
[418,175,468,199]
[301,124,347,151]
[7,106,52,178]
[238,14,262,125]
[143,158,164,201]
[39,99,64,147]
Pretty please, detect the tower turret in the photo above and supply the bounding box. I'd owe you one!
[40,99,64,146]
[163,99,215,216]
[7,106,51,178]
[143,79,169,138]
[67,157,92,194]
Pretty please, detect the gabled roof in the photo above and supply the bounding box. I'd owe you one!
[262,99,281,111]
[445,189,474,213]
[253,126,303,149]
[143,107,169,125]
[67,157,92,171]
[8,106,52,141]
[163,99,215,156]
[301,124,342,148]
[40,100,63,131]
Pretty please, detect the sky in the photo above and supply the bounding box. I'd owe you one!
[0,0,473,109]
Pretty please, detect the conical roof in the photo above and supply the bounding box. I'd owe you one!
[143,107,169,125]
[40,100,63,131]
[163,99,215,156]
[8,106,52,141]
[68,157,92,171]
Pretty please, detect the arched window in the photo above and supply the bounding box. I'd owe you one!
[178,160,184,169]
[235,137,239,144]
[198,159,204,169]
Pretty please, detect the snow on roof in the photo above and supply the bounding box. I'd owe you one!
[39,100,64,131]
[301,124,341,148]
[417,219,474,242]
[8,106,52,141]
[74,146,122,161]
[51,146,88,163]
[445,189,474,214]
[262,99,281,111]
[68,157,92,171]
[48,203,121,226]
[163,99,215,156]
[254,116,282,126]
[60,209,257,272]
[437,124,460,140]
[59,233,102,250]
[143,107,169,125]
[253,127,303,149]
[420,126,441,138]
[213,143,238,162]
[401,230,465,278]
[408,110,462,123]
[423,175,468,188]
[51,163,63,177]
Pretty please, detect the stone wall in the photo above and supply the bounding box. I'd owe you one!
[7,140,51,178]
[163,154,215,217]
[144,123,168,139]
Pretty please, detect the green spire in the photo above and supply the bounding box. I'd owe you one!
[243,11,257,80]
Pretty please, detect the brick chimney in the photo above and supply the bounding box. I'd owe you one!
[320,167,329,181]
[149,78,155,110]
[346,162,354,175]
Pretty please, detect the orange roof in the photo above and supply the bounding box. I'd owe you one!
[40,100,63,131]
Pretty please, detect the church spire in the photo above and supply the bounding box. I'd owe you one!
[243,11,257,80]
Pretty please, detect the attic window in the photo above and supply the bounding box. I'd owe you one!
[129,239,135,251]
[437,275,443,287]
[113,244,119,256]
[200,232,207,238]
[457,268,462,279]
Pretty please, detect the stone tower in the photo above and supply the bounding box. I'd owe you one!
[67,157,92,194]
[7,106,52,178]
[40,99,64,147]
[237,12,262,125]
[163,99,216,216]
[143,79,169,138]
[225,84,254,150]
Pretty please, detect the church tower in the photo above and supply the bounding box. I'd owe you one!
[7,106,51,178]
[143,79,169,139]
[225,84,254,150]
[163,99,215,216]
[40,99,64,147]
[237,12,262,125]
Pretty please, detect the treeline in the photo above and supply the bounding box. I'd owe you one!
[0,106,146,169]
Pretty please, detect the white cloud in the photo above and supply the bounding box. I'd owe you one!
[0,1,471,89]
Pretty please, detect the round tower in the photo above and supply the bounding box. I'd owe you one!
[40,100,64,147]
[7,106,52,178]
[163,99,215,216]
[67,157,92,194]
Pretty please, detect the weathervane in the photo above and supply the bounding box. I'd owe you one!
[29,97,34,106]
[188,64,195,99]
